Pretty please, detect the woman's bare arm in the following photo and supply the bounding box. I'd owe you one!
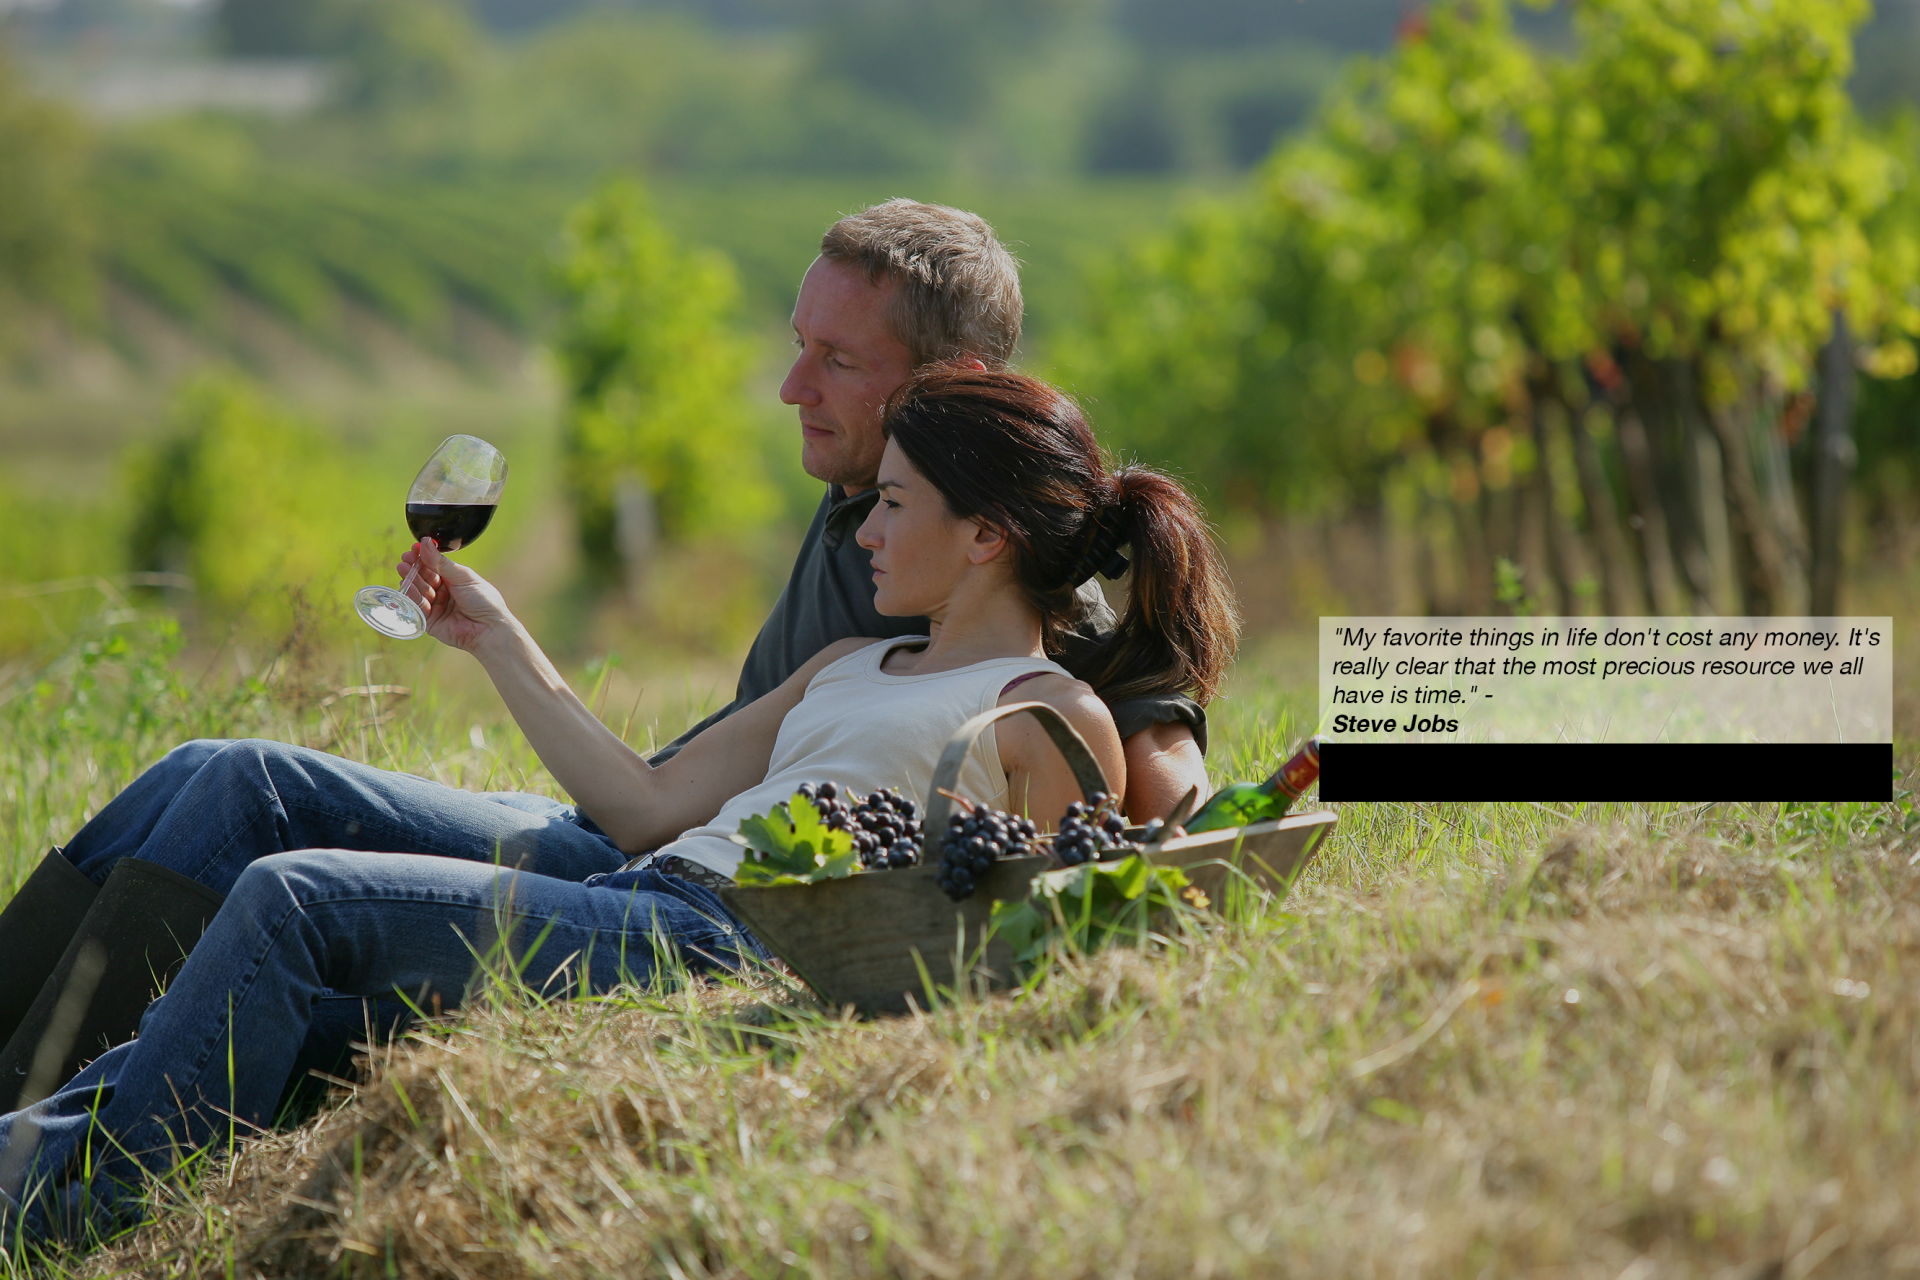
[472,628,870,853]
[404,538,870,853]
[992,674,1127,828]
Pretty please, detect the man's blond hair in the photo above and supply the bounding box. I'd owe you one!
[819,198,1023,368]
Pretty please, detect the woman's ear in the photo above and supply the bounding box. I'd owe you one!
[966,519,1010,566]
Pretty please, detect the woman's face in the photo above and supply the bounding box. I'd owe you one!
[855,439,1002,617]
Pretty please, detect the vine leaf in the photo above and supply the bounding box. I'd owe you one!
[990,854,1194,968]
[732,793,859,886]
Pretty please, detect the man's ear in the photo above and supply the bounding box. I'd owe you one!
[967,519,1009,565]
[964,357,988,372]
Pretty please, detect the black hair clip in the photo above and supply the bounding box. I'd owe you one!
[1067,509,1132,587]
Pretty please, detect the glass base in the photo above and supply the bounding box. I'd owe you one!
[355,585,427,640]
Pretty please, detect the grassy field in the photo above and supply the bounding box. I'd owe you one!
[1,606,1917,1277]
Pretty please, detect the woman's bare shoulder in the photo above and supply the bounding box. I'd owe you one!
[996,672,1119,748]
[993,671,1126,813]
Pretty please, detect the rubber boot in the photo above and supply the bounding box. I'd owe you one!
[0,851,100,1051]
[0,857,225,1109]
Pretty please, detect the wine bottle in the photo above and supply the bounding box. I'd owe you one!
[1183,735,1322,834]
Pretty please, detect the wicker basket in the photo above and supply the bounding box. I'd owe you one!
[719,701,1333,1015]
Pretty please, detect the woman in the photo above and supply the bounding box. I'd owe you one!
[0,366,1237,1247]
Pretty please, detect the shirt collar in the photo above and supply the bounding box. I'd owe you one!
[822,485,880,550]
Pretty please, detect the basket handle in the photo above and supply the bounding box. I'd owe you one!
[922,699,1112,841]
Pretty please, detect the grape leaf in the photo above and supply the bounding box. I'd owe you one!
[990,854,1193,967]
[731,793,859,886]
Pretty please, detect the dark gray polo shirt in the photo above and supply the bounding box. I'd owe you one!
[650,486,1207,762]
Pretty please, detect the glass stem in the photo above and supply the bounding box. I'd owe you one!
[398,538,436,605]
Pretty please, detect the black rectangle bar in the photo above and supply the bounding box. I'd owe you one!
[1319,743,1893,802]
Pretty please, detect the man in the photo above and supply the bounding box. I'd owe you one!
[0,200,1208,1099]
[652,199,1210,819]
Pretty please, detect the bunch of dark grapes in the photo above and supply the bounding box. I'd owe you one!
[792,780,851,829]
[852,786,925,869]
[795,781,924,871]
[935,806,1039,901]
[1052,792,1137,867]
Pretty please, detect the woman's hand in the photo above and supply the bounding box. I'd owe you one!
[397,540,518,653]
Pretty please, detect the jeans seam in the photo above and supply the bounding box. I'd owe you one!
[181,797,515,887]
[180,790,283,887]
[137,889,312,1150]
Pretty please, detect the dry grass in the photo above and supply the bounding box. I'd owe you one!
[49,791,1920,1279]
[7,611,1919,1277]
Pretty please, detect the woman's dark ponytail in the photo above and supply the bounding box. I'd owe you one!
[883,363,1240,704]
[1080,467,1239,704]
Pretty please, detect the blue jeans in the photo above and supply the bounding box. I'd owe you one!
[64,739,632,891]
[0,852,762,1245]
[58,739,637,1090]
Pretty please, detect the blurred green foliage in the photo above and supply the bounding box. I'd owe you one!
[212,0,332,56]
[215,0,483,109]
[217,1,1028,176]
[549,179,776,583]
[1058,0,1920,623]
[643,177,1200,348]
[1857,334,1920,526]
[90,118,560,343]
[0,1,1310,361]
[125,0,1361,177]
[0,478,127,656]
[322,0,484,113]
[122,372,390,631]
[5,0,1919,648]
[0,50,94,330]
[1852,110,1920,526]
[5,613,201,764]
[1061,0,1919,515]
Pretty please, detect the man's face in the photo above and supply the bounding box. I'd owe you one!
[781,256,916,491]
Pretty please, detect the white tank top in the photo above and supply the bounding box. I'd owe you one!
[659,638,1072,878]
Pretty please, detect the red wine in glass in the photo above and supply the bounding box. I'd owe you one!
[355,435,508,639]
[404,502,496,552]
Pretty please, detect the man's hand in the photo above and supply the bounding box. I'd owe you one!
[398,540,518,654]
[1121,721,1210,824]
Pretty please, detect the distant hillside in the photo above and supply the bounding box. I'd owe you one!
[6,0,1917,388]
[469,0,1920,115]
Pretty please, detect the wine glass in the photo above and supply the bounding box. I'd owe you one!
[354,435,508,640]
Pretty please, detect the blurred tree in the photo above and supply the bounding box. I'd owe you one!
[123,374,385,629]
[548,179,776,592]
[1847,110,1920,557]
[466,11,924,175]
[323,0,483,112]
[1062,3,1546,516]
[804,0,1086,127]
[1529,0,1915,615]
[1084,71,1182,174]
[466,0,594,34]
[0,50,94,329]
[1061,0,1920,616]
[214,0,479,110]
[212,0,344,56]
[1110,0,1406,52]
[1085,42,1343,173]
